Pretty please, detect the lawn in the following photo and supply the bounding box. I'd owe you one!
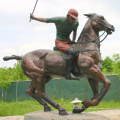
[0,98,120,116]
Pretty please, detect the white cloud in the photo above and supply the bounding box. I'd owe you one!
[0,0,120,68]
[101,40,120,59]
[0,0,33,15]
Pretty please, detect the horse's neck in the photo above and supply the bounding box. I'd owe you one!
[77,20,100,48]
[79,21,98,41]
[78,20,99,42]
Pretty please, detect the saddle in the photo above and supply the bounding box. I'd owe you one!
[53,47,72,61]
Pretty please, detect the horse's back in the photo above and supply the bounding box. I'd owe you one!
[21,49,66,76]
[21,49,51,71]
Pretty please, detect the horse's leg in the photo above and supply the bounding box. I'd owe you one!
[34,74,68,115]
[41,92,68,115]
[25,71,52,111]
[77,78,100,113]
[88,78,99,100]
[74,78,99,113]
[82,64,111,107]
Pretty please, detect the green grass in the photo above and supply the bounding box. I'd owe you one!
[0,99,120,116]
[86,100,120,111]
[0,100,44,116]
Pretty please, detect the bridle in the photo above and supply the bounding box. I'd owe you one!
[75,17,110,53]
[77,17,109,45]
[91,18,108,43]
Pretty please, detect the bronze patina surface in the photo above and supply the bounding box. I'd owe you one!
[3,13,114,115]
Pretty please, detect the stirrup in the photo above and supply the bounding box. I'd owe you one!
[65,73,79,80]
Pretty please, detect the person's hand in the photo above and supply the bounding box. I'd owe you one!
[30,13,35,19]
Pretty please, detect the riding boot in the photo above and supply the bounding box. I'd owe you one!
[65,47,79,80]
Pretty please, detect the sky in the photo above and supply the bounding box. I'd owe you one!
[0,0,120,68]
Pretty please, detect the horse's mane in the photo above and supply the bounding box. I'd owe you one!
[77,19,91,43]
[77,14,96,43]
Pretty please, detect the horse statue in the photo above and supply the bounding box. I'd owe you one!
[3,13,114,115]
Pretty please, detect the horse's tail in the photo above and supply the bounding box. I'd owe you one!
[3,55,22,61]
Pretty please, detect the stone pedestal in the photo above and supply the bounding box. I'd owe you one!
[24,110,110,120]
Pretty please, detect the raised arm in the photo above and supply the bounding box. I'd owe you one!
[30,13,46,22]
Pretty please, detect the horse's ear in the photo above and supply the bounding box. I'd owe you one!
[84,13,96,18]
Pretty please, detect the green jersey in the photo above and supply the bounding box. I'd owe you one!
[46,17,79,41]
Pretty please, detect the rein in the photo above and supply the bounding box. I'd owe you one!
[77,49,99,53]
[77,18,108,45]
[74,17,109,53]
[77,29,108,44]
[92,18,108,43]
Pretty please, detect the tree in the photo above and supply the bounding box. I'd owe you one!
[112,54,120,76]
[0,67,12,102]
[0,61,29,102]
[0,61,29,89]
[10,60,29,81]
[0,67,12,89]
[102,56,113,73]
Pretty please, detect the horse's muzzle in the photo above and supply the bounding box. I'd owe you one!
[106,25,115,35]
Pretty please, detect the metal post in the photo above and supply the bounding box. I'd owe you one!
[2,88,3,103]
[5,91,7,102]
[16,80,18,102]
[59,79,61,99]
[85,78,88,99]
[116,75,119,101]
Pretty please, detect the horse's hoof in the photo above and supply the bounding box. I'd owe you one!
[72,107,83,113]
[59,110,69,116]
[44,106,52,112]
[75,107,86,113]
[76,105,89,113]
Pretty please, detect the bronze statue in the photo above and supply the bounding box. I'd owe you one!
[30,8,79,80]
[3,13,114,115]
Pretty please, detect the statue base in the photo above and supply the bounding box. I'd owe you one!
[24,110,110,120]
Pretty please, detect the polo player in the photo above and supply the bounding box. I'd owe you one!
[30,8,79,80]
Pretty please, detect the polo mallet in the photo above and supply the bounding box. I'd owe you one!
[29,0,38,22]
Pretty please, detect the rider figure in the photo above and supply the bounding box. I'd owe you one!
[30,8,79,80]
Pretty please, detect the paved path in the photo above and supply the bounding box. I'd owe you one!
[24,110,109,120]
[0,109,120,120]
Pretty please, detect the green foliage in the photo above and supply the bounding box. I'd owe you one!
[112,54,120,77]
[10,61,29,81]
[0,67,12,89]
[102,53,120,77]
[0,61,29,89]
[102,56,113,72]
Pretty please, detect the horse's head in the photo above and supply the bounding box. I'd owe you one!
[84,13,115,35]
